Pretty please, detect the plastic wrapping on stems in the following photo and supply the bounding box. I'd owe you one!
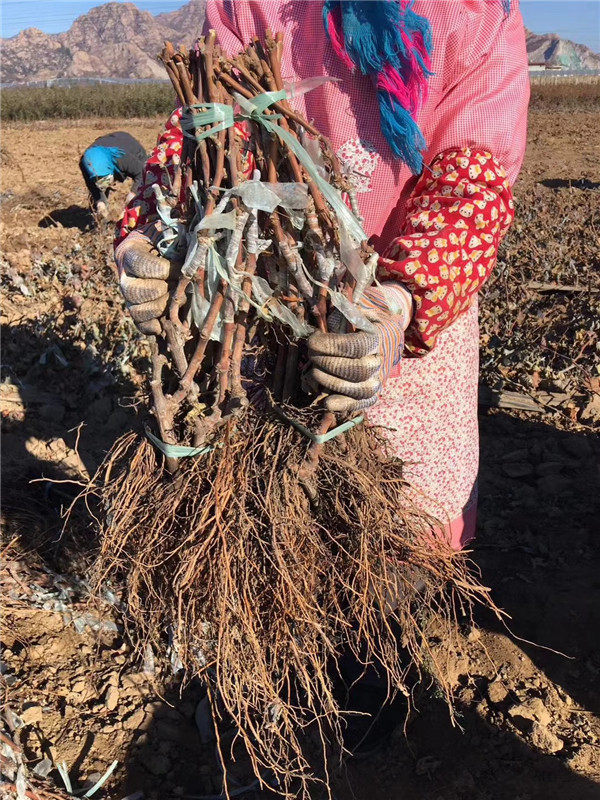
[141,35,385,504]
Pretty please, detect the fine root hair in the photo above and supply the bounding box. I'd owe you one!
[77,414,498,797]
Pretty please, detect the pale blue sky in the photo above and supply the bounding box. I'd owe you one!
[1,0,599,52]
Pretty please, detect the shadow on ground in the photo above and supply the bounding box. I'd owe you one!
[1,319,143,568]
[476,411,599,715]
[539,177,600,191]
[38,205,95,232]
[2,316,599,798]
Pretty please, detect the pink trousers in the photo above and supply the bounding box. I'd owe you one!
[367,301,480,549]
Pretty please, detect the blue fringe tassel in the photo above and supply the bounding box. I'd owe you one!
[323,1,432,76]
[323,1,509,173]
[378,90,426,174]
[323,0,432,173]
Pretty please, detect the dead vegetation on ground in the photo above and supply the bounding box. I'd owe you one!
[1,101,599,799]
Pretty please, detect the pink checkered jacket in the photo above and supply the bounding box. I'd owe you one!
[115,1,529,544]
[118,0,528,355]
[205,0,529,353]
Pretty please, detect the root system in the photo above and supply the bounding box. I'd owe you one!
[84,413,498,797]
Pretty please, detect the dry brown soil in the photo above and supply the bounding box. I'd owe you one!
[1,109,599,800]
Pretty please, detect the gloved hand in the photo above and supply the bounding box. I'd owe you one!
[95,200,109,220]
[114,233,174,336]
[308,283,412,413]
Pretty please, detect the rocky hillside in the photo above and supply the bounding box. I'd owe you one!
[1,0,206,85]
[2,1,599,86]
[526,29,600,70]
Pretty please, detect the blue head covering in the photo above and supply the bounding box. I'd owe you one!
[81,145,125,179]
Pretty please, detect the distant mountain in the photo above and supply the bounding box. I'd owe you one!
[1,2,599,87]
[526,28,600,70]
[1,1,206,85]
[155,0,206,36]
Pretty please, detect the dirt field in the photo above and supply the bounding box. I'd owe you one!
[1,107,599,800]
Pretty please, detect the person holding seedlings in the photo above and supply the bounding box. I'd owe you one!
[79,131,147,219]
[116,0,528,550]
[111,0,529,760]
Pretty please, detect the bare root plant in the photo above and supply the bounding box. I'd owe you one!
[83,413,498,796]
[73,28,503,798]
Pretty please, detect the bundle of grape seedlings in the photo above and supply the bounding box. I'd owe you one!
[87,29,498,797]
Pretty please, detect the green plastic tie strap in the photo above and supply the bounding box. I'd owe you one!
[234,91,366,245]
[179,85,366,246]
[181,102,234,142]
[145,427,215,459]
[273,407,364,444]
[242,88,287,116]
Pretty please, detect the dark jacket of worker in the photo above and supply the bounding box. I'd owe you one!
[79,132,147,208]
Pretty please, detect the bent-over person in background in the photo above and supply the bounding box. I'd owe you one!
[79,131,147,219]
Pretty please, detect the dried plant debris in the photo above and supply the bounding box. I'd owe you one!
[481,181,599,426]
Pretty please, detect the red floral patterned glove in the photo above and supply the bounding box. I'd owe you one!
[379,147,515,356]
[115,110,255,247]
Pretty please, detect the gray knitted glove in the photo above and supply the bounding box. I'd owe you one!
[115,233,174,335]
[308,284,412,413]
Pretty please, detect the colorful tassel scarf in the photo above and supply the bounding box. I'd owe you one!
[323,0,432,173]
[323,0,512,174]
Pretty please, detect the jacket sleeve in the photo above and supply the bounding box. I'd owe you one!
[114,110,254,258]
[115,110,185,254]
[379,0,529,356]
[79,155,106,207]
[425,0,530,184]
[115,144,148,184]
[379,147,514,356]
